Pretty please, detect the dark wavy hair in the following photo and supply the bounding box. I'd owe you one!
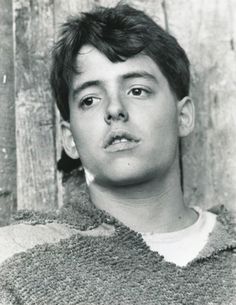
[50,3,190,122]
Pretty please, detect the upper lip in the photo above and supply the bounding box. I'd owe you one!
[103,129,141,148]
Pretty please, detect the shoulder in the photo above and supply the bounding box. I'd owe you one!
[0,222,79,265]
[0,220,115,266]
[196,205,236,260]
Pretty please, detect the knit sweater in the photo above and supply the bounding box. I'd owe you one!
[0,186,235,305]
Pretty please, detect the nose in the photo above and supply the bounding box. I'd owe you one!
[104,94,129,125]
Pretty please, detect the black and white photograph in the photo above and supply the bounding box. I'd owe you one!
[0,0,235,304]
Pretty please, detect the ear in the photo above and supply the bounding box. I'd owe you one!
[177,96,195,137]
[61,121,79,159]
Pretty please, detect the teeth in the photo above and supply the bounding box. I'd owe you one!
[112,137,129,145]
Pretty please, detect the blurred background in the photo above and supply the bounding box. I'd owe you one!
[0,0,235,226]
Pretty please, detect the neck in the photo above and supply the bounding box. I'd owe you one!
[87,164,197,233]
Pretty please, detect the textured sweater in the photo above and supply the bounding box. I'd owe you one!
[0,186,235,305]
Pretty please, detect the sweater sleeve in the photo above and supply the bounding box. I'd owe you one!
[0,223,80,265]
[0,223,81,305]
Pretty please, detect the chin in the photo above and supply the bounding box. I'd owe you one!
[96,163,157,187]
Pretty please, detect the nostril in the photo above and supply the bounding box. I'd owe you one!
[107,114,112,121]
[118,113,125,119]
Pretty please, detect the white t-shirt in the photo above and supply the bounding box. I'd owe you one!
[140,207,217,267]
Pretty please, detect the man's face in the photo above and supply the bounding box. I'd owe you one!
[66,45,181,186]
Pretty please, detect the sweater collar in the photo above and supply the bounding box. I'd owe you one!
[192,205,236,263]
[12,183,236,265]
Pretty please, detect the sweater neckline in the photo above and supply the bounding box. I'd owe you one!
[12,183,236,267]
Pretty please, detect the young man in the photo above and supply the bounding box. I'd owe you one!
[0,4,235,305]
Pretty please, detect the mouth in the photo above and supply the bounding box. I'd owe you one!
[103,130,140,152]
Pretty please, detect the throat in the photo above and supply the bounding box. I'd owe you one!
[87,181,198,234]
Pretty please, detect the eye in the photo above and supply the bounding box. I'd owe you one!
[128,87,150,97]
[80,96,101,109]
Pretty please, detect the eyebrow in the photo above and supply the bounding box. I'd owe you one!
[72,80,101,99]
[72,71,158,99]
[122,71,158,83]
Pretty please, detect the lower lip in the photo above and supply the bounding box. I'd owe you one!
[105,141,140,152]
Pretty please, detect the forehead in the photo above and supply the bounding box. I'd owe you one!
[72,45,169,89]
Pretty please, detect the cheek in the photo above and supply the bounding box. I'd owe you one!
[70,118,102,157]
[139,105,179,158]
[135,103,178,136]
